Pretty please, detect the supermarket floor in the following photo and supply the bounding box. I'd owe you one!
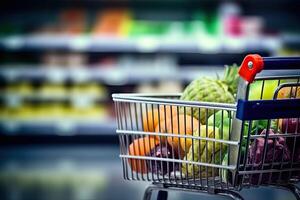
[0,145,298,200]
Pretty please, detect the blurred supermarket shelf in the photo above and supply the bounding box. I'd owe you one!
[0,134,119,145]
[282,34,300,50]
[0,35,280,53]
[0,119,116,135]
[3,0,299,9]
[0,65,224,84]
[0,93,108,103]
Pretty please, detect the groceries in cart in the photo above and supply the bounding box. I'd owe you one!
[125,65,236,173]
[113,55,300,200]
[114,55,300,189]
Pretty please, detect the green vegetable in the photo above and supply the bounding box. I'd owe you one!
[182,127,225,178]
[220,146,246,184]
[207,110,276,146]
[249,79,298,100]
[183,110,278,179]
[207,110,231,141]
[221,153,228,183]
[183,141,222,178]
[249,80,279,100]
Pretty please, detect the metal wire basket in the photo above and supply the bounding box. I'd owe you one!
[113,55,300,200]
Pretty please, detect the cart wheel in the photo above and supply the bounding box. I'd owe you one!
[143,186,155,200]
[143,185,168,200]
[285,184,300,200]
[157,190,168,200]
[215,189,245,200]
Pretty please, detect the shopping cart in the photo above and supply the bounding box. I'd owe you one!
[112,54,300,200]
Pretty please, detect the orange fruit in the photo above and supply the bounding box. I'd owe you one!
[156,114,199,157]
[128,136,160,173]
[142,105,178,133]
[278,87,300,99]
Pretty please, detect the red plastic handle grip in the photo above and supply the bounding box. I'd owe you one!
[238,54,264,83]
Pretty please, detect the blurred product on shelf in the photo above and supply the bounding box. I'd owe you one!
[93,9,131,36]
[70,82,107,97]
[280,49,300,56]
[129,20,170,37]
[0,7,285,53]
[3,82,107,100]
[241,17,264,38]
[39,83,67,97]
[219,2,242,36]
[1,80,110,134]
[42,53,88,67]
[135,81,183,94]
[0,104,109,122]
[42,53,66,66]
[5,81,33,96]
[96,56,116,68]
[59,9,87,35]
[34,9,87,35]
[281,34,300,55]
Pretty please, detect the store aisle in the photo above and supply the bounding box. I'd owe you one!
[0,146,296,200]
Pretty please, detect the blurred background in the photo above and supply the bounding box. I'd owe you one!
[0,0,299,199]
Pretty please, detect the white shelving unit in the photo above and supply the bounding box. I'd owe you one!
[0,65,224,83]
[0,35,280,53]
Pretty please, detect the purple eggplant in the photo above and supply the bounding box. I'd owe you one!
[279,118,300,134]
[147,144,179,175]
[248,129,291,184]
[280,118,300,161]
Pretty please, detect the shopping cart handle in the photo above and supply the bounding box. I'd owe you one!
[239,54,300,83]
[236,99,300,120]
